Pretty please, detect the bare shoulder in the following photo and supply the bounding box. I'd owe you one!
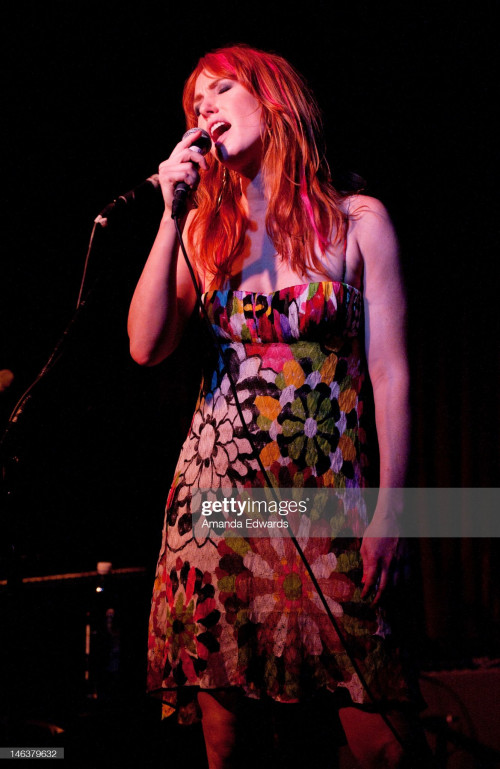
[344,194,399,263]
[346,194,395,234]
[346,193,390,216]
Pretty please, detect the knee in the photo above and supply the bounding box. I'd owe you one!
[377,737,405,768]
[362,736,427,769]
[340,707,431,769]
[350,734,405,769]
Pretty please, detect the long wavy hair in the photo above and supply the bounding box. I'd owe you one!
[182,44,348,287]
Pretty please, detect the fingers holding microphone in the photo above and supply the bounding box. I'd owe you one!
[158,128,212,217]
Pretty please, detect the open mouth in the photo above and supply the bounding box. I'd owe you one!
[210,121,231,142]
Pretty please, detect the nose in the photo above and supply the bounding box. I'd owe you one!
[198,94,218,120]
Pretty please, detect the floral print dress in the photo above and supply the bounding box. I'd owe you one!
[147,281,411,719]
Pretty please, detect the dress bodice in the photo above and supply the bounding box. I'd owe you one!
[202,281,363,345]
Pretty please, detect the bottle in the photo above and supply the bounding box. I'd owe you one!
[84,561,121,707]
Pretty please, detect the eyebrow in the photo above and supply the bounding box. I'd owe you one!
[193,78,226,107]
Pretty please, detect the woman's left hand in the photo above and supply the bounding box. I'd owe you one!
[360,527,403,606]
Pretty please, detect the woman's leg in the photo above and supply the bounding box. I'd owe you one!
[197,691,274,769]
[338,706,433,769]
[198,692,237,769]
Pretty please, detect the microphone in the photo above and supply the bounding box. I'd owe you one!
[171,128,212,219]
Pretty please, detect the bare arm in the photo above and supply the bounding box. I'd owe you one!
[351,197,410,602]
[127,130,208,366]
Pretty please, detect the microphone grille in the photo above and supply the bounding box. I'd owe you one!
[183,127,212,155]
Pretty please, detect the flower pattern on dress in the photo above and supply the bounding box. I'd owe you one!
[183,387,252,490]
[149,557,222,689]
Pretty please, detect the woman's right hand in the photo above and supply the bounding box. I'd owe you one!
[158,129,209,213]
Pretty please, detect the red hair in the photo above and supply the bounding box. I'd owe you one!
[182,44,347,286]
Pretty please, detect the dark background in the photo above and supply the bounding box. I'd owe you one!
[0,0,499,758]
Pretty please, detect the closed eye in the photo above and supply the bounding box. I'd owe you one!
[193,78,235,116]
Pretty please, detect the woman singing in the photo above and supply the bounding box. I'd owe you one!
[128,44,431,769]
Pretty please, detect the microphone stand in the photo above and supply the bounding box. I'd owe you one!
[1,170,160,573]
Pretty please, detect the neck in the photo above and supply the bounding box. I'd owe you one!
[240,171,267,217]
